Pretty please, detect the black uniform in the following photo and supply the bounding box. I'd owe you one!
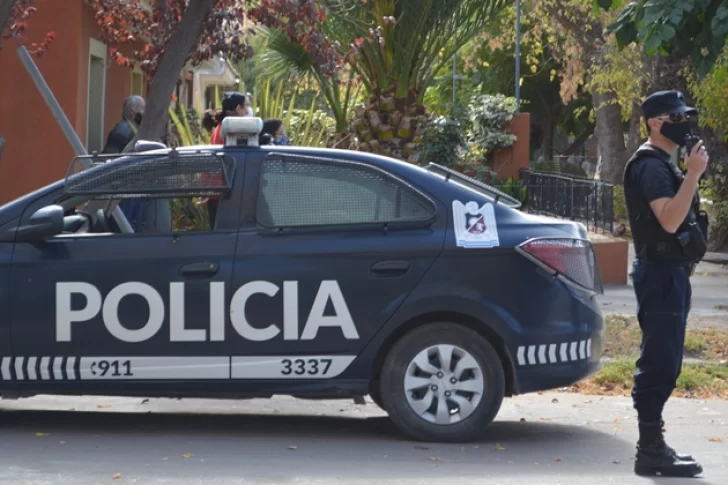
[623,90,708,478]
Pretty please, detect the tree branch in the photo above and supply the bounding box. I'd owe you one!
[124,0,215,151]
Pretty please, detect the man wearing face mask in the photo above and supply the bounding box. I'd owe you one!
[623,90,709,478]
[102,95,145,154]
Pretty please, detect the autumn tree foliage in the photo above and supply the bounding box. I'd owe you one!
[1,0,55,55]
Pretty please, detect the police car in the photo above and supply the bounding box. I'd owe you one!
[0,117,604,442]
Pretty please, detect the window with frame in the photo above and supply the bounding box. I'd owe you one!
[61,151,235,235]
[256,155,436,228]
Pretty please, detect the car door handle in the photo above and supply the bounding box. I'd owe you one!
[180,262,219,277]
[371,260,410,276]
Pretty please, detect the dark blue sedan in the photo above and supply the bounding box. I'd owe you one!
[0,117,604,442]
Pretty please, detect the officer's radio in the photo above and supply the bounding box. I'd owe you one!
[684,133,700,154]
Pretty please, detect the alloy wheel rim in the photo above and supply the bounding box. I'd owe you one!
[403,344,484,425]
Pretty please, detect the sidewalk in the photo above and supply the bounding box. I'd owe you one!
[598,244,728,324]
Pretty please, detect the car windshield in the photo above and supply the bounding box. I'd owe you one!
[424,163,522,209]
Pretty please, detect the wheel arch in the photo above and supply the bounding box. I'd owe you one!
[368,311,517,398]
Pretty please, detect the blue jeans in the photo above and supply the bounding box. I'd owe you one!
[630,257,693,423]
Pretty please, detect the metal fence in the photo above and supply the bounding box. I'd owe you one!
[518,168,614,234]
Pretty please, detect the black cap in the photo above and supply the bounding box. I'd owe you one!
[222,91,248,112]
[640,90,698,119]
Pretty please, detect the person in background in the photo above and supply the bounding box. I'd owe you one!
[262,118,288,145]
[102,96,146,231]
[103,96,145,154]
[209,92,253,145]
[199,92,253,223]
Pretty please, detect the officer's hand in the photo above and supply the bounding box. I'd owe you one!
[685,140,709,178]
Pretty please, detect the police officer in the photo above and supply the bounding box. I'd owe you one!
[623,90,709,477]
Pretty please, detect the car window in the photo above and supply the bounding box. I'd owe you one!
[256,155,436,228]
[54,151,235,235]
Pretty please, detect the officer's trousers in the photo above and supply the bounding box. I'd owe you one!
[630,257,692,423]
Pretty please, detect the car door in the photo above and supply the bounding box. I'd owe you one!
[228,152,446,380]
[7,151,244,386]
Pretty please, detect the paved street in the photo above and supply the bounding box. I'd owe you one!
[0,393,725,484]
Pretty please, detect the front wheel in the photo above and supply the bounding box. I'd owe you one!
[379,322,505,442]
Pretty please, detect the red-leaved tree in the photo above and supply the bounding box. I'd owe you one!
[1,0,55,55]
[86,0,354,148]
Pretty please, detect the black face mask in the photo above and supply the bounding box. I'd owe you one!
[660,120,692,146]
[134,112,143,125]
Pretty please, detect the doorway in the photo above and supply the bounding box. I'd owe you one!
[87,39,107,153]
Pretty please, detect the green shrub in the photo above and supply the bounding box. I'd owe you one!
[418,115,468,168]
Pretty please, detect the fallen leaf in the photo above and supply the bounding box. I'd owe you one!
[141,399,150,404]
[35,433,48,438]
[539,417,552,421]
[520,417,526,423]
[183,452,193,458]
[97,404,112,409]
[615,426,624,432]
[272,410,280,414]
[555,457,562,462]
[708,437,723,442]
[493,443,505,451]
[112,473,122,479]
[551,398,559,403]
[613,418,621,423]
[288,446,297,450]
[428,456,440,462]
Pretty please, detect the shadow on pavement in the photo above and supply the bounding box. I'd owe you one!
[2,408,719,483]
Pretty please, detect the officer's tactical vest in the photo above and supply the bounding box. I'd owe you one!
[623,143,708,262]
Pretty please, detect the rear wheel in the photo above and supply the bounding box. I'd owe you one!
[379,322,505,442]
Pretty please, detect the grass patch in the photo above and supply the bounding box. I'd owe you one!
[569,315,728,398]
[570,359,728,399]
[603,315,728,361]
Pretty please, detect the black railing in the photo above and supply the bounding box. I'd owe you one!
[519,168,614,234]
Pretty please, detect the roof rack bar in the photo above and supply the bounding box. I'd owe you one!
[426,163,522,209]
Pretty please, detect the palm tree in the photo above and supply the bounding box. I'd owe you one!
[258,0,509,160]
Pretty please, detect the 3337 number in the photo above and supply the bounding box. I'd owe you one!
[280,358,333,376]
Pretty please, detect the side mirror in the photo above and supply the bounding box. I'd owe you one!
[16,204,65,241]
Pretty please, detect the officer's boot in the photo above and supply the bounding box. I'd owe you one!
[660,419,694,462]
[634,420,703,477]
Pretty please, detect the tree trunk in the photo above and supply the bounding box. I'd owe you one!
[123,0,214,151]
[352,91,427,163]
[0,0,17,38]
[562,128,594,157]
[626,100,643,155]
[592,89,627,184]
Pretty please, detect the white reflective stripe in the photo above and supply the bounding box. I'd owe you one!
[548,344,557,364]
[579,340,587,360]
[538,345,547,364]
[570,342,578,361]
[53,357,63,380]
[27,357,37,380]
[231,355,355,379]
[1,357,10,380]
[79,357,230,380]
[560,343,568,362]
[587,339,592,358]
[66,357,76,380]
[527,345,536,365]
[40,357,51,380]
[14,357,24,380]
[516,346,526,366]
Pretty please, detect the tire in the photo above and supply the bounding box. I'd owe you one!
[379,322,505,442]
